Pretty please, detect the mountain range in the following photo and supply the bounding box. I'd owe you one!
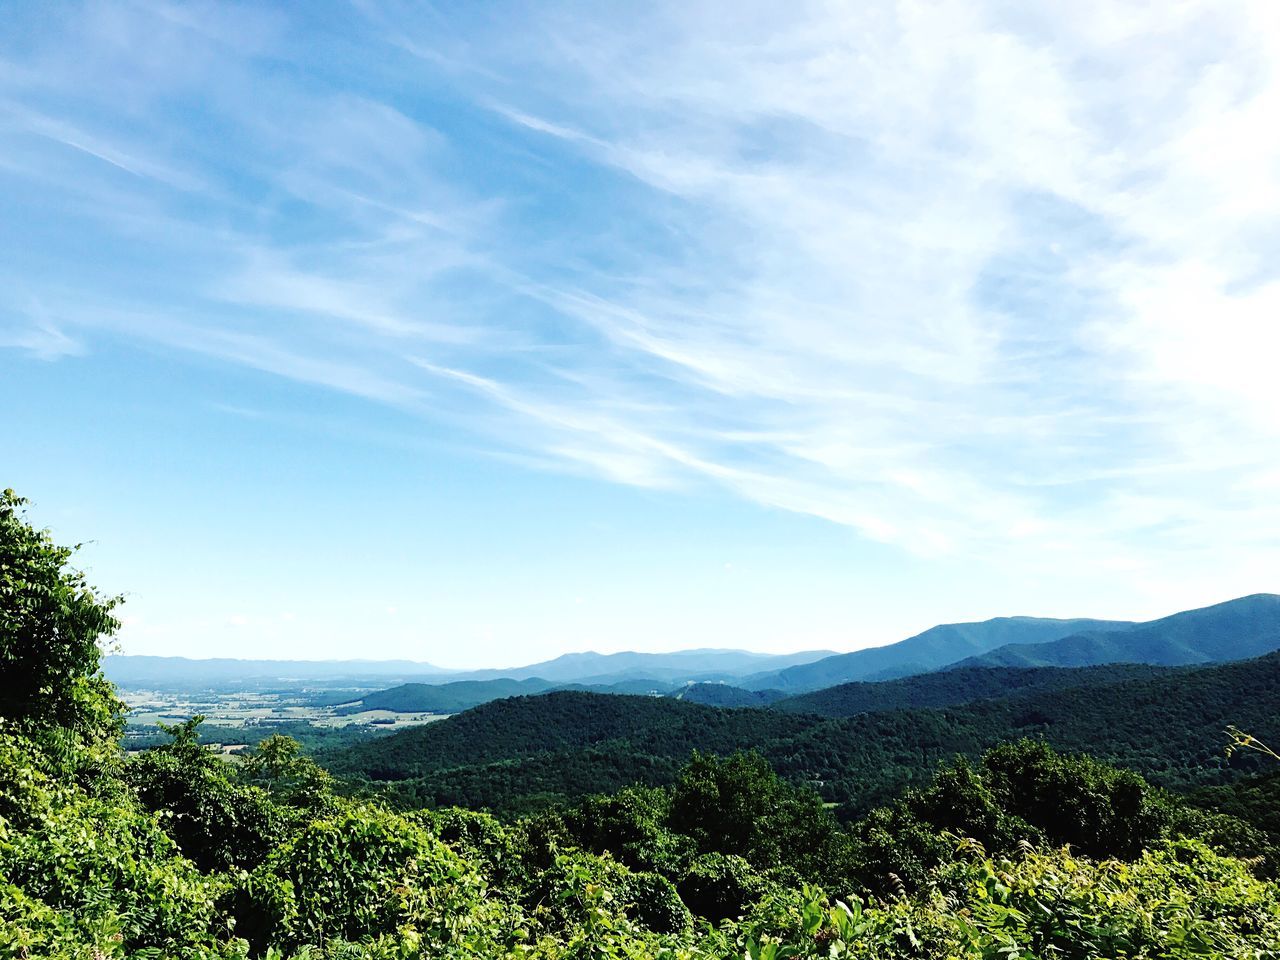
[738,616,1138,691]
[106,594,1280,709]
[955,594,1280,670]
[102,647,836,692]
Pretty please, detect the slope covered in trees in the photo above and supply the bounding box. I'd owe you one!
[674,682,786,708]
[331,653,1280,816]
[773,662,1176,716]
[339,677,685,714]
[343,677,562,713]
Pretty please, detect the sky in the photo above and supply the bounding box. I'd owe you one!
[2,1,1279,668]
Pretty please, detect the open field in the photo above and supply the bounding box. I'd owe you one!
[119,688,451,752]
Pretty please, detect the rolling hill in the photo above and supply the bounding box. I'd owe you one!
[740,616,1136,691]
[673,682,786,708]
[959,594,1280,670]
[338,676,677,714]
[326,652,1280,816]
[771,662,1176,716]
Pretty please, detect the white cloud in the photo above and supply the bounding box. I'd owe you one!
[3,0,1279,613]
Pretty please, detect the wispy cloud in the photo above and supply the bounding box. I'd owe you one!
[3,0,1279,611]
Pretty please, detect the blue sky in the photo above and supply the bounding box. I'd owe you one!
[3,1,1278,667]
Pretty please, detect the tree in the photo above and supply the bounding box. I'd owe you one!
[124,717,286,871]
[0,489,123,744]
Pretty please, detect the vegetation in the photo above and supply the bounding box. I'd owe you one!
[0,489,124,750]
[327,651,1280,816]
[342,678,561,714]
[772,662,1174,716]
[4,488,1280,957]
[123,719,386,754]
[675,683,786,708]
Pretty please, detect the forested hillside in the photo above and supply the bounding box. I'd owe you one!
[343,677,564,714]
[675,682,786,708]
[331,653,1280,816]
[325,691,819,785]
[773,661,1176,716]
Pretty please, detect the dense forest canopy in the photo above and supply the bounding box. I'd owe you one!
[325,652,1280,816]
[3,488,1280,958]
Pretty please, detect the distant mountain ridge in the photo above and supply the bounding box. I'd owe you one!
[107,594,1280,700]
[101,655,451,691]
[103,647,837,691]
[958,594,1280,670]
[446,648,838,684]
[740,616,1137,692]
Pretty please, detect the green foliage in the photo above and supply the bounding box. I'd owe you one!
[556,785,693,875]
[774,662,1173,716]
[1189,770,1280,874]
[238,734,336,817]
[980,738,1175,858]
[525,850,691,935]
[333,652,1280,816]
[0,732,229,958]
[670,752,837,871]
[0,489,123,748]
[845,740,1221,898]
[676,852,769,922]
[230,804,514,954]
[124,717,287,872]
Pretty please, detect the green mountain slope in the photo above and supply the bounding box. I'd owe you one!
[773,662,1175,716]
[328,652,1280,816]
[960,594,1280,669]
[742,616,1135,691]
[673,683,785,708]
[324,692,818,784]
[340,676,676,714]
[341,678,560,713]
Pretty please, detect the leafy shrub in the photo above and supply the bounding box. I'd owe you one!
[677,852,769,922]
[0,744,226,957]
[557,785,695,877]
[125,718,286,871]
[414,806,528,895]
[0,489,123,747]
[236,805,509,953]
[982,738,1176,858]
[524,849,690,935]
